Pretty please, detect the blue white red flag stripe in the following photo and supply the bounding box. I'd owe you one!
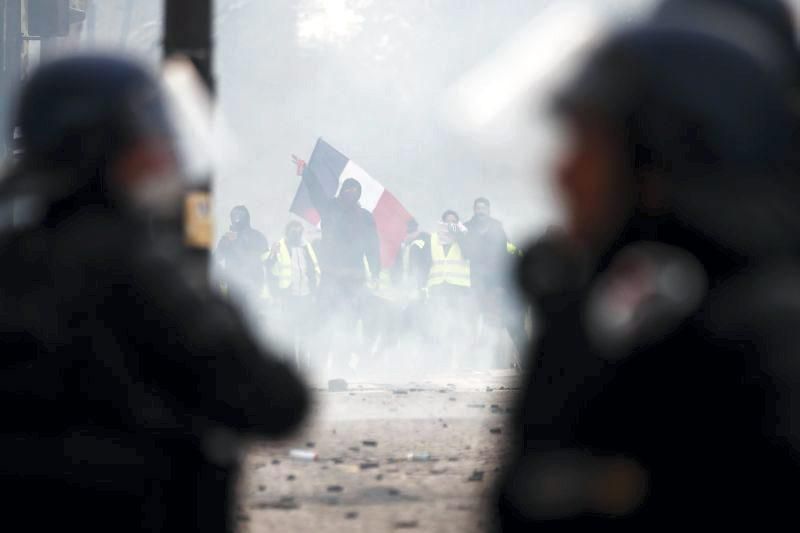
[290,138,412,268]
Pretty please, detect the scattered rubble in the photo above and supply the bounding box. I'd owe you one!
[253,496,299,510]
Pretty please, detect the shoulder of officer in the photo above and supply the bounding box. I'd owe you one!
[584,241,708,357]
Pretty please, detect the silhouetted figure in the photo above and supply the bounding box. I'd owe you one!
[463,197,527,366]
[301,171,381,374]
[498,24,800,529]
[0,56,308,533]
[216,205,270,306]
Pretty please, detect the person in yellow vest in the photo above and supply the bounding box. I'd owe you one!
[427,210,476,369]
[265,221,321,370]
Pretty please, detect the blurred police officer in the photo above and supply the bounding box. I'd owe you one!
[497,23,800,530]
[0,56,308,533]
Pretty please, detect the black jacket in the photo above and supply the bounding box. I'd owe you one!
[463,215,508,290]
[215,208,269,290]
[498,219,800,529]
[302,171,381,282]
[0,195,308,532]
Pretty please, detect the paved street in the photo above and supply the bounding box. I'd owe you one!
[236,371,520,533]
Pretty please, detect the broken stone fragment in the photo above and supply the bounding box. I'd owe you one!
[468,470,484,482]
[253,496,298,510]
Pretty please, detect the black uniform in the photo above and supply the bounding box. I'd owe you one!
[497,27,800,529]
[0,56,309,533]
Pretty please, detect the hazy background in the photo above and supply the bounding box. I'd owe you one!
[58,0,671,244]
[7,0,800,368]
[10,0,800,243]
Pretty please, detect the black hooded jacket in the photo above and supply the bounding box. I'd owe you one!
[216,206,270,290]
[302,171,381,282]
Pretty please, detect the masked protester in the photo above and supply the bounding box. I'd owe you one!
[215,205,270,306]
[0,56,308,533]
[300,169,381,375]
[497,25,800,530]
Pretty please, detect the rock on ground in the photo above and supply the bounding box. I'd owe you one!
[237,370,519,533]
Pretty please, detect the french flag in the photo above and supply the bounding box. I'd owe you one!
[290,138,413,268]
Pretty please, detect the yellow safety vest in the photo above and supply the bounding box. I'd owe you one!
[506,241,524,257]
[428,232,470,288]
[267,239,320,290]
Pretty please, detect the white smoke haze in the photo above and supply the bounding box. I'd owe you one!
[34,0,662,383]
[207,0,660,382]
[19,0,799,383]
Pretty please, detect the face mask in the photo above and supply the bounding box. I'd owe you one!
[340,190,360,207]
[287,231,303,245]
[230,211,249,231]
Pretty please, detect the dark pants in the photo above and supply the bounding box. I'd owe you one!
[428,283,475,369]
[314,275,370,373]
[473,279,529,368]
[276,293,316,370]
